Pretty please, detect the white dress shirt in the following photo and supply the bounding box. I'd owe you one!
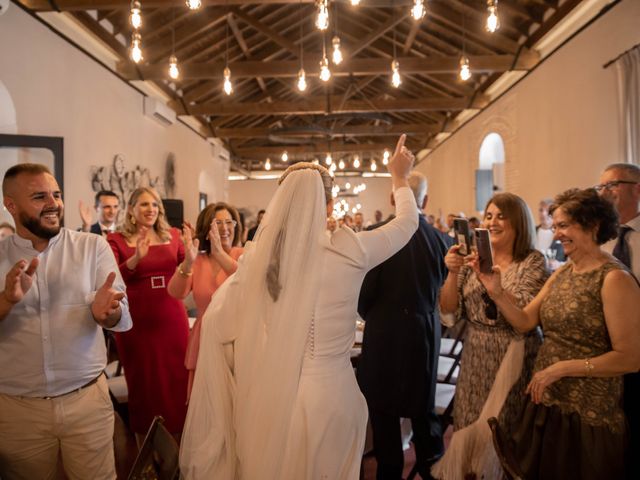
[601,213,640,279]
[0,228,132,397]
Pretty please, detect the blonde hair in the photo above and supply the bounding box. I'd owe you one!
[120,187,172,241]
[279,162,333,204]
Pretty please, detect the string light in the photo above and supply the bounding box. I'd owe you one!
[345,182,351,189]
[130,1,142,30]
[319,55,331,82]
[411,0,425,21]
[486,0,500,33]
[331,36,343,65]
[370,160,377,172]
[223,67,233,95]
[185,0,201,10]
[382,149,390,165]
[265,158,272,171]
[130,32,143,63]
[350,0,360,5]
[391,59,401,88]
[459,55,471,81]
[282,150,289,162]
[297,68,307,92]
[325,153,333,165]
[338,159,345,170]
[353,155,361,169]
[168,54,179,79]
[316,0,329,31]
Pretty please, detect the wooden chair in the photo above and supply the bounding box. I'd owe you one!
[128,416,180,480]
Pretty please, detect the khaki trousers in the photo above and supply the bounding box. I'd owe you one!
[0,375,116,480]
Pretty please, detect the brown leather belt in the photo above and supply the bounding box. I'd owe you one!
[41,373,104,400]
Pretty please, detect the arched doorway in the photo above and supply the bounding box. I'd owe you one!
[476,132,505,211]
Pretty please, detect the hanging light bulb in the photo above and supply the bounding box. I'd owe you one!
[325,153,333,165]
[319,55,331,82]
[329,162,337,173]
[185,0,201,10]
[459,55,471,82]
[223,67,233,95]
[411,0,425,21]
[382,149,390,165]
[130,1,142,30]
[338,159,345,170]
[486,0,500,33]
[130,32,143,63]
[350,0,360,5]
[353,155,361,169]
[391,59,401,88]
[315,0,329,31]
[282,150,289,162]
[168,54,179,80]
[296,68,307,92]
[331,36,343,65]
[370,160,377,172]
[265,158,272,171]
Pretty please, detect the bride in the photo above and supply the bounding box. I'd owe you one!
[180,135,418,479]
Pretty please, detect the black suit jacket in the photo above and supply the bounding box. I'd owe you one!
[89,222,103,235]
[357,215,453,417]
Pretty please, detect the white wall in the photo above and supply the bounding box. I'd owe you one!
[0,5,229,229]
[229,176,395,225]
[416,0,640,216]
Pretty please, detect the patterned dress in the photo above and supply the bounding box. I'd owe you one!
[505,261,627,479]
[453,250,548,436]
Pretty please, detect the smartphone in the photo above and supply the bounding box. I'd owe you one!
[453,218,472,256]
[475,228,494,274]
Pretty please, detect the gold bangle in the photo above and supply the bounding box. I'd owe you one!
[584,358,594,377]
[178,264,192,277]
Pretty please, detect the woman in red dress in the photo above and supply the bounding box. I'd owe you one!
[108,187,189,442]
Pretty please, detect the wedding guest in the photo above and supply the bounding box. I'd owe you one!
[168,202,243,401]
[79,190,120,237]
[108,187,189,443]
[486,188,640,480]
[433,192,548,479]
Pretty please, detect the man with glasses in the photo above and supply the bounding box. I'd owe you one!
[596,162,640,479]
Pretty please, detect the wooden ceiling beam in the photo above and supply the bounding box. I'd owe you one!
[119,52,538,79]
[227,13,268,93]
[214,122,442,138]
[348,10,408,59]
[231,7,299,57]
[170,95,488,116]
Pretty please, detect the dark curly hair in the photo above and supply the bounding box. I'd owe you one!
[549,188,618,245]
[195,202,242,252]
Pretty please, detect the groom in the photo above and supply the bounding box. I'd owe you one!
[357,171,452,479]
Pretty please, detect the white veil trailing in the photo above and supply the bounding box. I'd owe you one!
[180,167,328,479]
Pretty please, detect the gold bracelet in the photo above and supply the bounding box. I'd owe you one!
[584,358,594,377]
[178,264,193,277]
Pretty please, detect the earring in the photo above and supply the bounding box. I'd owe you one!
[131,216,136,225]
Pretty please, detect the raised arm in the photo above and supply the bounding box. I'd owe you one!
[168,222,198,299]
[357,135,418,269]
[439,245,465,314]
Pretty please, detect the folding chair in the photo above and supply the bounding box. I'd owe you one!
[128,416,180,480]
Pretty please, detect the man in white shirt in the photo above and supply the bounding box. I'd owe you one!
[0,163,132,480]
[79,189,120,237]
[597,162,640,479]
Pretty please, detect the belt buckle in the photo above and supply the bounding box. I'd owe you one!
[151,276,166,289]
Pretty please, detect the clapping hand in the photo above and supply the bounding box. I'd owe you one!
[2,258,39,305]
[91,272,125,326]
[208,221,223,255]
[387,134,415,183]
[135,226,151,261]
[79,200,93,231]
[182,221,199,265]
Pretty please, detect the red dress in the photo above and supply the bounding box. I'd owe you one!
[108,228,189,434]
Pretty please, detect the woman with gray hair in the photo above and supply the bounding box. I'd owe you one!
[181,136,417,479]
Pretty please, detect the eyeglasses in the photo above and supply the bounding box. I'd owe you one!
[214,220,237,228]
[594,180,638,192]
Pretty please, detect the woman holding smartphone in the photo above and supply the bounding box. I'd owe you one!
[433,193,548,479]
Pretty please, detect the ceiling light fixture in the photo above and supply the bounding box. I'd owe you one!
[353,155,361,169]
[186,0,201,10]
[265,158,272,170]
[297,69,307,91]
[130,1,142,30]
[332,36,343,65]
[338,159,345,170]
[130,32,143,63]
[325,153,333,165]
[316,0,329,31]
[319,48,331,82]
[370,160,377,172]
[460,13,471,82]
[350,0,360,6]
[223,18,233,95]
[296,4,307,92]
[168,54,179,79]
[486,0,500,33]
[411,0,425,21]
[382,149,390,165]
[390,28,401,88]
[282,150,289,162]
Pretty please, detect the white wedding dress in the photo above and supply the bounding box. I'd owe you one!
[180,169,417,480]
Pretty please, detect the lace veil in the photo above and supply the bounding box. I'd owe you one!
[180,166,328,479]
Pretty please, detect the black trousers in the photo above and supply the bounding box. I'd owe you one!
[625,372,640,480]
[369,408,444,480]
